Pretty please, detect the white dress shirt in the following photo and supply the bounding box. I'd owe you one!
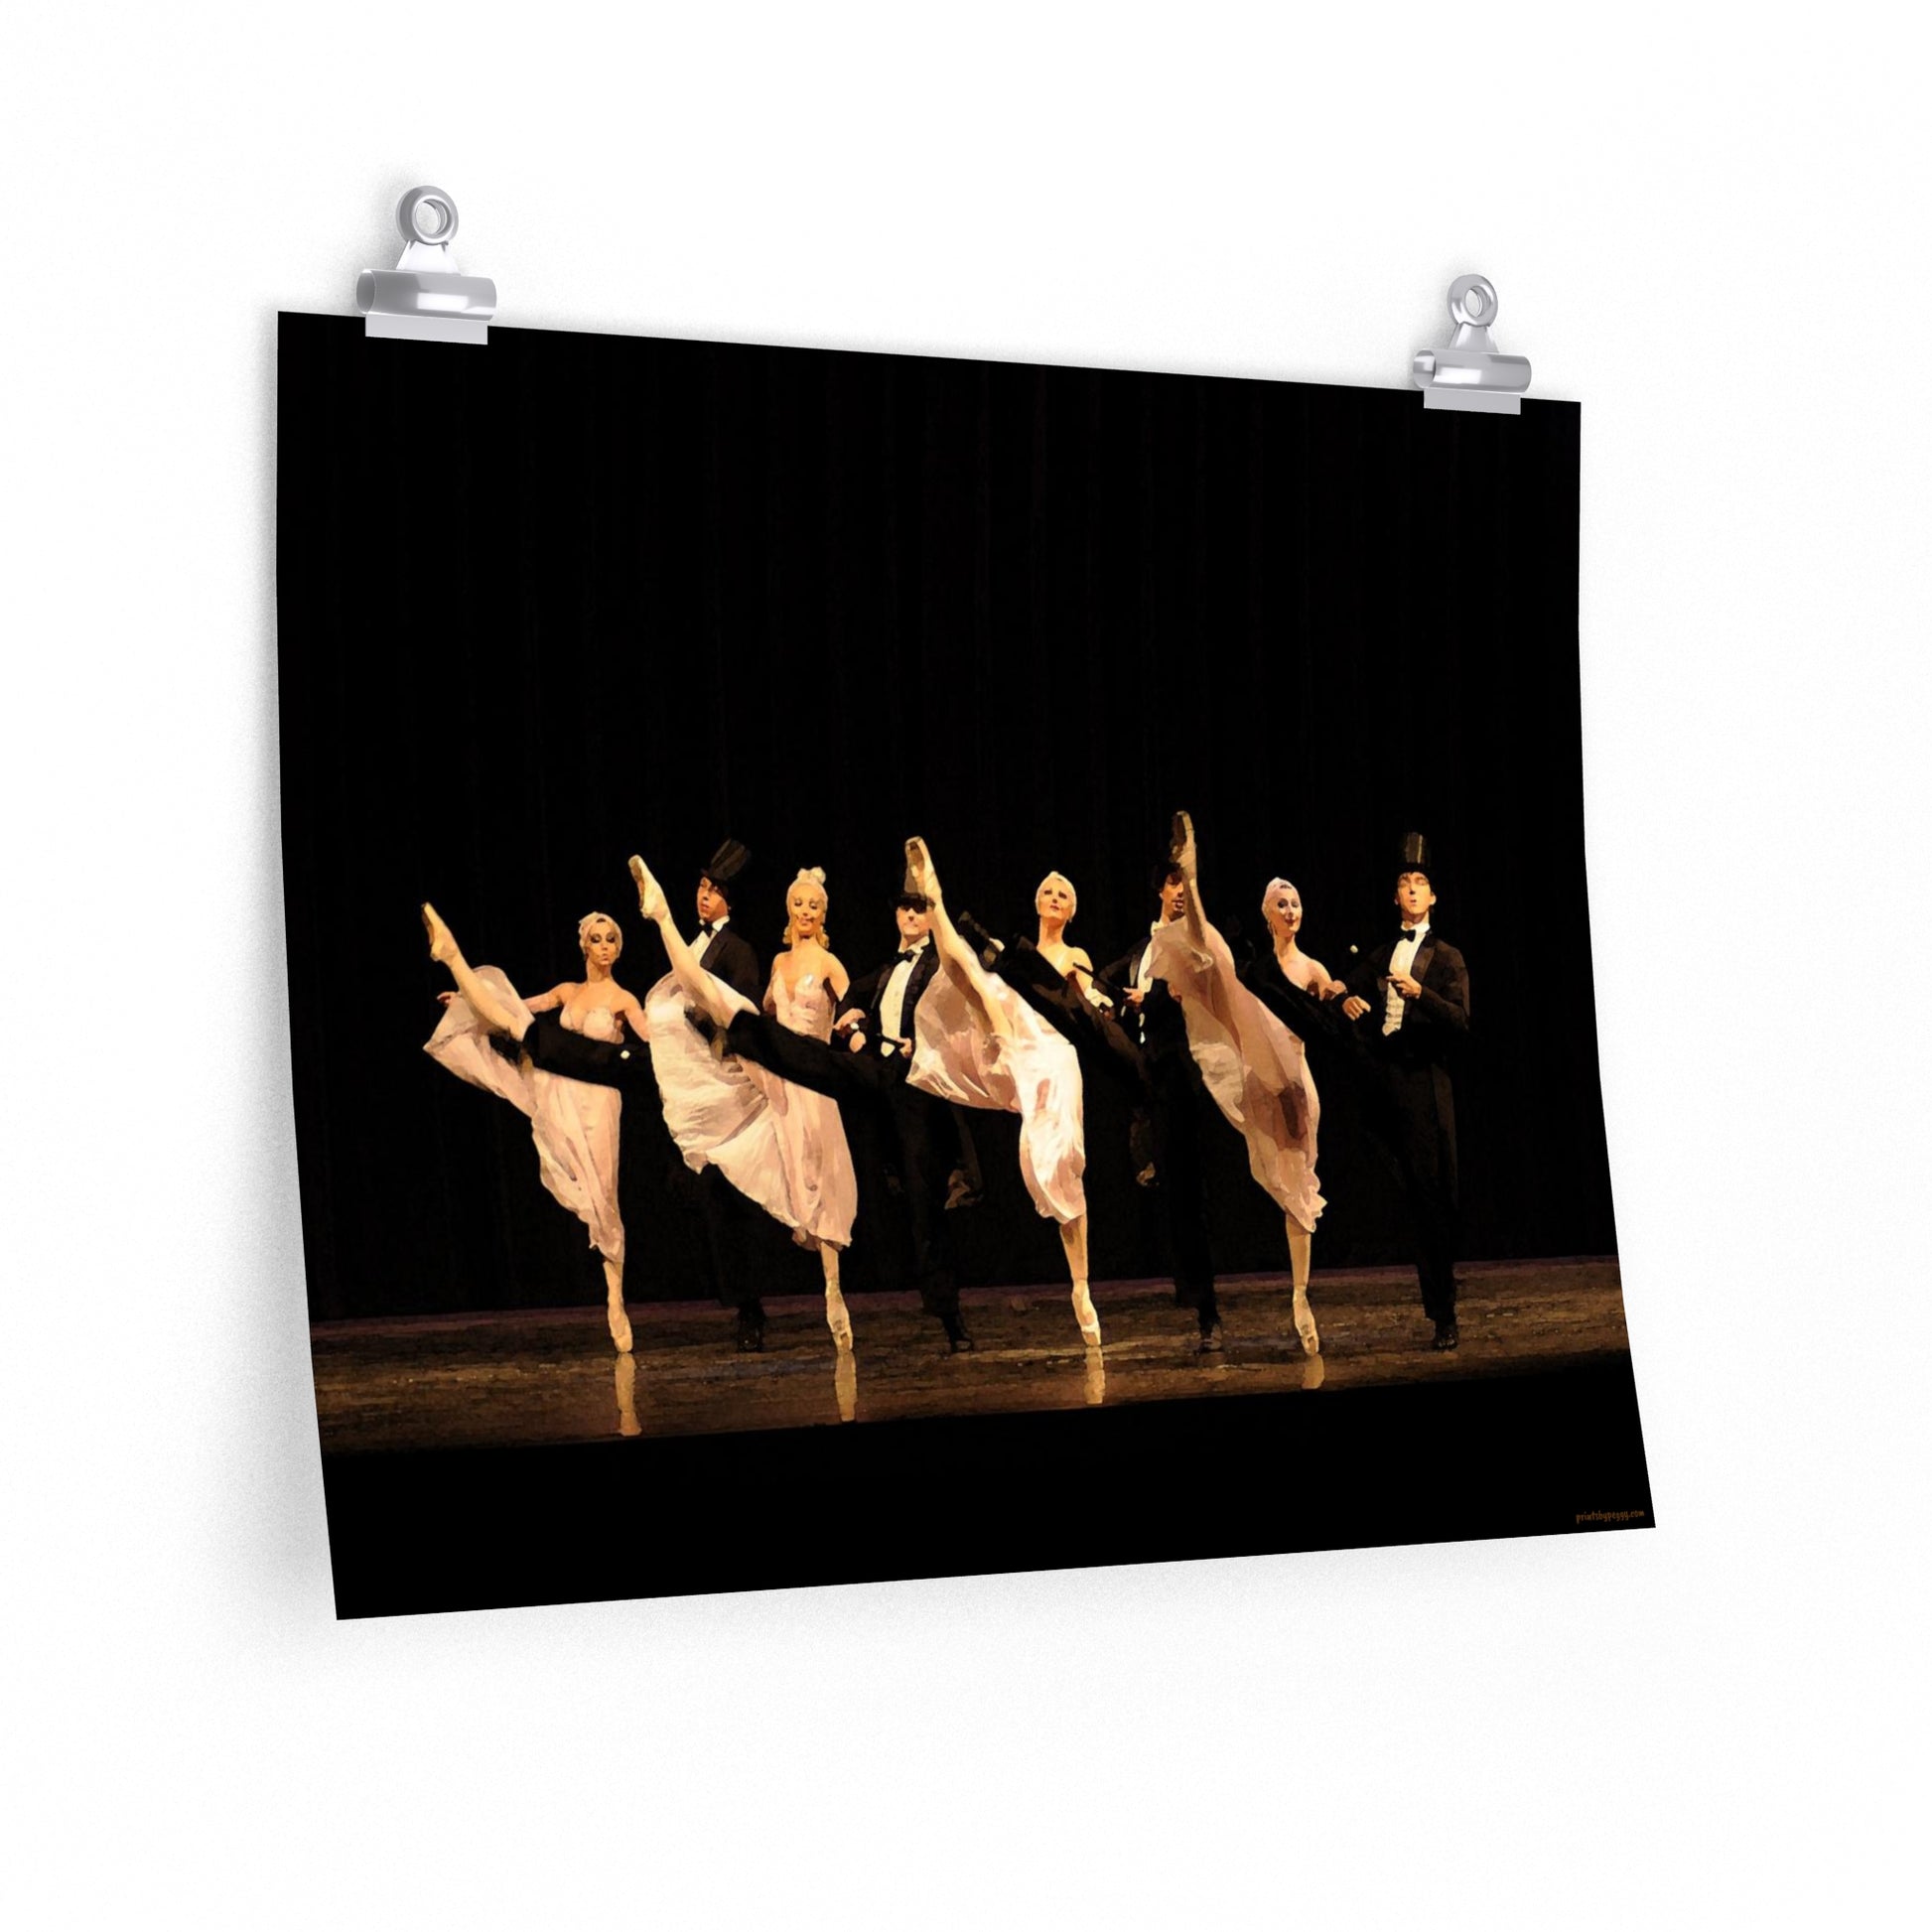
[693,912,730,966]
[879,935,928,1041]
[1383,920,1430,1035]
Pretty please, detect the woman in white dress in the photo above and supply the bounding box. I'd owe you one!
[631,863,859,1350]
[899,837,1101,1349]
[420,903,647,1353]
[1151,815,1324,1355]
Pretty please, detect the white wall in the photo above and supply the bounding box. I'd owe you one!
[4,4,1923,1925]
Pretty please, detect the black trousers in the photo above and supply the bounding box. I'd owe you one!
[996,938,1217,1326]
[723,1014,959,1318]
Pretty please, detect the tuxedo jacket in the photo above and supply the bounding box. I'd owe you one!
[1339,933,1470,1063]
[695,922,763,1006]
[837,941,941,1041]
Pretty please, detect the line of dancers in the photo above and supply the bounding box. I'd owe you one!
[420,814,1472,1363]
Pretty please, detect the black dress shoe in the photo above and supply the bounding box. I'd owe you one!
[942,1315,977,1353]
[735,1311,765,1353]
[1197,1320,1225,1355]
[1432,1317,1459,1352]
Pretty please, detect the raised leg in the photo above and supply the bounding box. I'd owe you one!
[1170,811,1210,951]
[630,855,737,1029]
[422,901,523,1036]
[1059,1213,1102,1347]
[904,838,1010,1039]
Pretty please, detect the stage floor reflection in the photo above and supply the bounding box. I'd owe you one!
[311,1258,1627,1453]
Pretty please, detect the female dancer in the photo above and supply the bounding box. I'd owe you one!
[1260,877,1348,1006]
[421,904,645,1353]
[1151,816,1324,1354]
[632,863,859,1350]
[900,838,1101,1349]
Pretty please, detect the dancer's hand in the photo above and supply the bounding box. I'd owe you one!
[1341,995,1371,1020]
[1390,972,1422,1000]
[846,1027,867,1053]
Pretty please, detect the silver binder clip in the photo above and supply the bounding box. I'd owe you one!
[356,187,495,345]
[1412,275,1530,415]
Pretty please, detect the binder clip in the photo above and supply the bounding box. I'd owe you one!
[1412,275,1530,415]
[356,187,496,345]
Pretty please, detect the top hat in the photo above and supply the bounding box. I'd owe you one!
[1394,830,1437,881]
[699,838,752,904]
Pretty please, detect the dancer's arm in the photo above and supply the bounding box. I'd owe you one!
[527,983,572,1015]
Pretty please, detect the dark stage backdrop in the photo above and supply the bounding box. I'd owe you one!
[278,313,1610,1322]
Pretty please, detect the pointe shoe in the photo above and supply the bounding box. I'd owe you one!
[421,901,457,964]
[1169,809,1197,882]
[607,1297,633,1354]
[903,836,941,906]
[824,1283,854,1351]
[1071,1281,1103,1349]
[1292,1284,1320,1356]
[627,854,667,922]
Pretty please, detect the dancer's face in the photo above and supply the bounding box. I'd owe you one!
[896,904,931,945]
[1158,871,1187,921]
[788,884,827,942]
[581,918,621,968]
[1035,875,1075,925]
[1394,872,1437,924]
[1264,882,1304,941]
[696,878,730,925]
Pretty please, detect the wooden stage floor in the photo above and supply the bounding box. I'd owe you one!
[312,1258,1629,1455]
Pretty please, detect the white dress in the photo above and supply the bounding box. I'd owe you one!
[908,964,1086,1224]
[642,962,857,1249]
[1150,919,1324,1233]
[424,968,626,1266]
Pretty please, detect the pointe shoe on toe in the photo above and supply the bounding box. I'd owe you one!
[627,855,666,921]
[1072,1282,1103,1349]
[1292,1285,1320,1356]
[421,901,456,964]
[903,837,941,904]
[825,1285,854,1351]
[1169,811,1197,881]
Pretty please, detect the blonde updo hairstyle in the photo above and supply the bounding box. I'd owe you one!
[577,910,623,958]
[782,867,831,948]
[1035,870,1078,921]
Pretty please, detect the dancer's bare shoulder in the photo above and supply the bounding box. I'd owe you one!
[527,982,575,1014]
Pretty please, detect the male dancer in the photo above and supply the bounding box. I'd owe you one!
[956,867,1226,1350]
[1317,833,1470,1350]
[633,862,977,1351]
[499,839,776,1350]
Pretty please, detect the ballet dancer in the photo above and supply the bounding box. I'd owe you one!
[631,861,859,1351]
[1153,813,1324,1355]
[898,838,1102,1349]
[420,903,645,1353]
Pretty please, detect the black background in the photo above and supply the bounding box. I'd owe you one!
[279,313,1610,1322]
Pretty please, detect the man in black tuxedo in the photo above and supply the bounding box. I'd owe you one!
[1328,834,1471,1350]
[502,839,776,1349]
[711,889,974,1349]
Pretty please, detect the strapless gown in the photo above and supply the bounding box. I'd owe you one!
[1150,919,1324,1233]
[643,964,857,1249]
[909,966,1086,1224]
[424,969,625,1265]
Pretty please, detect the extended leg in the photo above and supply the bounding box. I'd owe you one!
[629,856,739,1030]
[904,838,1009,1038]
[422,901,523,1036]
[601,1256,633,1353]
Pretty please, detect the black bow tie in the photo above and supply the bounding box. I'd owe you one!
[1398,928,1423,944]
[699,922,716,937]
[898,946,920,958]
